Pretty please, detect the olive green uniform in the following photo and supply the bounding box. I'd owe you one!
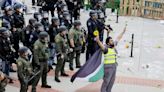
[69,27,84,68]
[55,34,69,78]
[33,40,49,86]
[16,57,40,92]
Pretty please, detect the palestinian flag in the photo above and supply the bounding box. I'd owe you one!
[71,49,104,82]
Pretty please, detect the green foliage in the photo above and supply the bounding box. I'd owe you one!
[105,0,120,9]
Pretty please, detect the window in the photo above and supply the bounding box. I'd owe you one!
[145,1,149,7]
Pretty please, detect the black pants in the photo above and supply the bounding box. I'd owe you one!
[86,43,99,61]
[32,0,35,5]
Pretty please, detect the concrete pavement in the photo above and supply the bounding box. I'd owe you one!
[4,2,164,91]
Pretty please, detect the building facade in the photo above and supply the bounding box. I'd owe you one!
[120,0,142,16]
[120,0,164,19]
[142,0,164,19]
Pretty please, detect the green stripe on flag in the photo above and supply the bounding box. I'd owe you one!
[89,65,104,82]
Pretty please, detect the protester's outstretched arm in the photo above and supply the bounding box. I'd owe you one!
[95,36,105,51]
[116,25,127,42]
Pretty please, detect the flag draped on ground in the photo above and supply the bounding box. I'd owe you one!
[71,49,104,82]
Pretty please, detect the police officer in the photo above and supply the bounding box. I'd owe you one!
[93,1,106,18]
[1,20,11,30]
[17,47,40,92]
[30,22,44,47]
[96,10,105,23]
[86,10,105,61]
[1,20,17,73]
[0,71,8,92]
[33,12,42,22]
[65,0,74,23]
[36,0,44,6]
[69,20,85,70]
[90,0,100,9]
[95,26,127,92]
[48,17,60,66]
[43,0,57,17]
[12,3,25,30]
[0,27,13,83]
[2,6,14,28]
[56,0,66,15]
[41,12,50,32]
[21,18,37,50]
[56,1,68,25]
[73,0,82,20]
[33,31,51,88]
[61,11,72,30]
[55,26,69,82]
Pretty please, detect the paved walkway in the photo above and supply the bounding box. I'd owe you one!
[4,1,164,91]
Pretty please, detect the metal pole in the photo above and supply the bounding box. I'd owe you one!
[116,8,119,23]
[130,34,134,57]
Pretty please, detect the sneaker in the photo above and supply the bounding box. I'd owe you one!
[41,85,51,88]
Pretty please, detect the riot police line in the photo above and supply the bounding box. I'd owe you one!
[0,0,112,92]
